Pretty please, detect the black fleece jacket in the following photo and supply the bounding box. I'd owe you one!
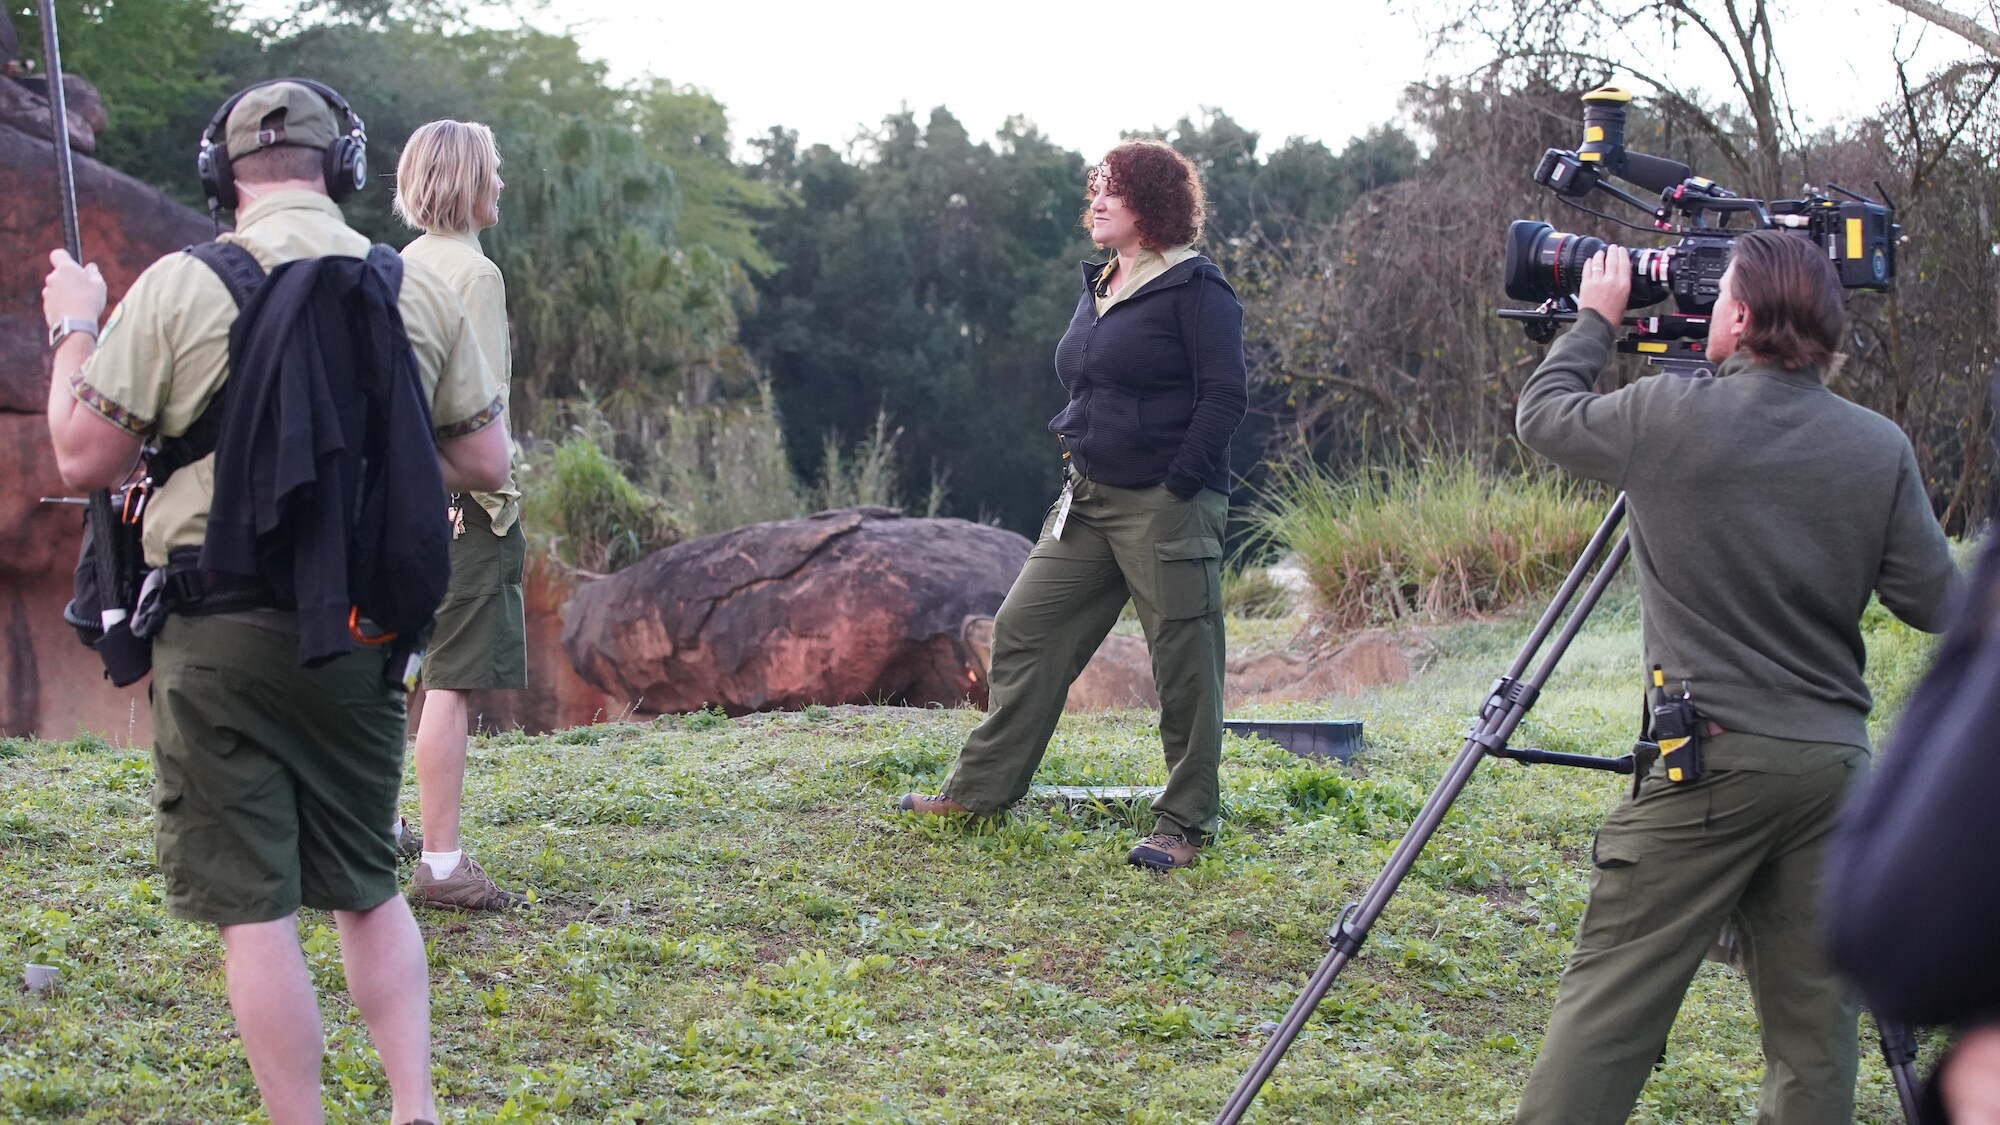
[1047,255,1248,498]
[202,247,449,666]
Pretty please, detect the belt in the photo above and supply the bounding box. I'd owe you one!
[162,547,284,617]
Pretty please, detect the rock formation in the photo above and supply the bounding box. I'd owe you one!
[959,615,1160,711]
[0,28,215,739]
[562,508,1032,715]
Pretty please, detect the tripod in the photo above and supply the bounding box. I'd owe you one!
[1211,495,1926,1125]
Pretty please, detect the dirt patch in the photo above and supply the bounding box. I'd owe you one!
[1225,626,1432,708]
[958,615,1431,711]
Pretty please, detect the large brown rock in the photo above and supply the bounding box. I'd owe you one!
[2,122,215,412]
[0,119,215,738]
[956,617,1426,716]
[562,507,1032,715]
[959,615,1159,711]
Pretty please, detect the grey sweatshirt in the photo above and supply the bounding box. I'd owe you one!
[1516,311,1959,748]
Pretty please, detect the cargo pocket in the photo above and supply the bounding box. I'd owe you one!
[1155,536,1222,620]
[1574,832,1643,952]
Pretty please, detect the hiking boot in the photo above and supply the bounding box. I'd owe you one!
[410,855,527,911]
[1126,832,1199,871]
[393,817,422,863]
[897,792,969,815]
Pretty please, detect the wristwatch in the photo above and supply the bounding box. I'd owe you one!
[48,316,99,349]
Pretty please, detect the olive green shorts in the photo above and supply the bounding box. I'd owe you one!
[150,613,407,924]
[422,499,527,691]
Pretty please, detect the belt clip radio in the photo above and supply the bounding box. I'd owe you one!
[1649,664,1704,784]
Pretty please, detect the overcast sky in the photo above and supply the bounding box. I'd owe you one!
[537,0,1975,160]
[229,1,1983,160]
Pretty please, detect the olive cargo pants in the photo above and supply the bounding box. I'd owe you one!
[1515,733,1870,1125]
[940,471,1228,839]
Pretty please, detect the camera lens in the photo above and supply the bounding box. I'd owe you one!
[1503,220,1672,309]
[1505,221,1602,302]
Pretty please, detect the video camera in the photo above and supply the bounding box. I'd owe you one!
[1498,86,1898,364]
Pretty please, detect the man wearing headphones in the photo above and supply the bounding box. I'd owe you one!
[40,80,507,1125]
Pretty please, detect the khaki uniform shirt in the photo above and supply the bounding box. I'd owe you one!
[401,229,520,535]
[71,190,503,566]
[1093,244,1198,316]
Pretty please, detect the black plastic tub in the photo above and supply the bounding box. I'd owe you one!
[1223,718,1364,761]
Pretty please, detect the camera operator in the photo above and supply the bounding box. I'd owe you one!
[1510,231,1958,1125]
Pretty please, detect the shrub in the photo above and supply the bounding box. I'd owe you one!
[1221,566,1293,619]
[521,420,679,574]
[1248,452,1605,628]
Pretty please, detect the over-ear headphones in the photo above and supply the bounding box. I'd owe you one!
[195,78,369,214]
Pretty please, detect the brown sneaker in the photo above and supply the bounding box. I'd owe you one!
[1126,832,1199,871]
[897,792,970,815]
[393,817,422,863]
[410,855,527,911]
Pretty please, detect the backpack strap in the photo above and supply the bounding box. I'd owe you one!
[186,241,266,309]
[148,242,267,486]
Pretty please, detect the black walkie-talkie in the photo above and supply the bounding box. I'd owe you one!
[1649,665,1705,784]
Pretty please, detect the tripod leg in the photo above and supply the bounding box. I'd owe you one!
[1876,1017,1923,1125]
[1209,501,1632,1125]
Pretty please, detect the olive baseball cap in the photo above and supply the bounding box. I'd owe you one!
[224,81,340,159]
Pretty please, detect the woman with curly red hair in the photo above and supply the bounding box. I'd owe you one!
[902,139,1249,872]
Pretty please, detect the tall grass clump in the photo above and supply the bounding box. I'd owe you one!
[519,407,679,574]
[653,386,810,536]
[1249,453,1606,628]
[813,408,947,517]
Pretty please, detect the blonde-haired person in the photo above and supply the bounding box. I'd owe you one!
[393,119,527,911]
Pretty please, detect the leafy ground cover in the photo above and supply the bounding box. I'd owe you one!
[0,589,1939,1123]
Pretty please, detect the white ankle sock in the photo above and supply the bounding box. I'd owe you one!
[422,849,463,879]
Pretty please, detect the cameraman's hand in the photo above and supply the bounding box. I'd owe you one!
[1944,1025,2000,1125]
[1577,247,1631,327]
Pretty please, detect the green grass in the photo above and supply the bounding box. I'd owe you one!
[1248,455,1608,629]
[0,589,1940,1123]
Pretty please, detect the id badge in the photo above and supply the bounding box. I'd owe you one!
[1050,480,1074,540]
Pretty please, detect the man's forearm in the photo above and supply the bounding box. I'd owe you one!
[1517,310,1615,426]
[436,420,510,493]
[1513,310,1634,486]
[45,332,94,437]
[44,334,140,491]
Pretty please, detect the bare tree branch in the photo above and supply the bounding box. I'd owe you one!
[1884,0,2000,59]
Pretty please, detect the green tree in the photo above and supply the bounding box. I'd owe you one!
[743,108,1088,531]
[631,79,777,275]
[488,111,749,439]
[10,0,252,175]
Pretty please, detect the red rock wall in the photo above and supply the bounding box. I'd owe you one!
[0,122,216,739]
